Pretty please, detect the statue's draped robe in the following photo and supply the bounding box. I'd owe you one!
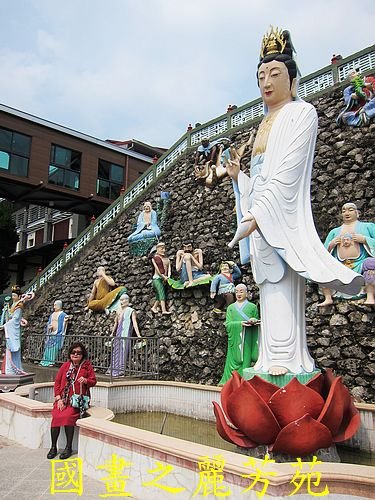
[40,311,68,366]
[88,278,126,312]
[233,101,363,374]
[219,300,259,385]
[109,307,134,377]
[2,303,26,375]
[127,209,161,242]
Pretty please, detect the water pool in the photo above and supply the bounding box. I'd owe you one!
[113,411,375,466]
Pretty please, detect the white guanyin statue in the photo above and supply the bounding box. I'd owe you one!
[226,27,364,377]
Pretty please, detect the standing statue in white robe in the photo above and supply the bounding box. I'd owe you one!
[227,28,364,377]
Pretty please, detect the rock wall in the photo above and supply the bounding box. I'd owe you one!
[24,84,375,402]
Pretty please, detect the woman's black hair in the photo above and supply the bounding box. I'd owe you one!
[257,30,297,88]
[68,342,88,360]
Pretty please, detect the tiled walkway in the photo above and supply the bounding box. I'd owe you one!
[0,437,103,499]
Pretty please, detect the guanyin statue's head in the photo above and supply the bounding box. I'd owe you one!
[258,27,298,87]
[257,27,299,110]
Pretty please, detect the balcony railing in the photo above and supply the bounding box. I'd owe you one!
[24,44,375,295]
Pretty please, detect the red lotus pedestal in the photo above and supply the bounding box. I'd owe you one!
[213,370,360,457]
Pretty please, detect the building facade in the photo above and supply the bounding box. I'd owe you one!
[0,104,164,288]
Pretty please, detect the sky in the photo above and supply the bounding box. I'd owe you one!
[0,0,374,149]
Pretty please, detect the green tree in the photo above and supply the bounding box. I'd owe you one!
[0,201,18,292]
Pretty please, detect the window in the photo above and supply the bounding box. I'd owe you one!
[27,232,35,248]
[0,127,31,177]
[49,144,81,191]
[97,159,124,200]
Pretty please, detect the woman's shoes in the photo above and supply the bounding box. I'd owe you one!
[47,447,58,459]
[59,447,72,460]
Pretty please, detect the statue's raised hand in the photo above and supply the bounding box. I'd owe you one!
[226,146,241,182]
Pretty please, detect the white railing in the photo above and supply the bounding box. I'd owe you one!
[25,45,374,294]
[123,171,155,206]
[338,50,375,81]
[93,202,121,236]
[65,232,92,262]
[297,71,334,98]
[39,257,64,286]
[190,119,228,146]
[156,138,188,177]
[231,101,264,128]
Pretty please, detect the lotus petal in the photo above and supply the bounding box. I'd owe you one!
[227,381,280,444]
[306,372,324,395]
[317,376,345,436]
[321,368,336,399]
[221,371,242,421]
[271,414,333,456]
[213,401,257,448]
[331,382,360,442]
[268,378,325,428]
[247,375,279,402]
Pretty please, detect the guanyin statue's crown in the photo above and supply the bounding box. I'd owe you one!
[260,26,287,59]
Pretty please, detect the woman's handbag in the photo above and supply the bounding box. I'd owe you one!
[70,382,90,411]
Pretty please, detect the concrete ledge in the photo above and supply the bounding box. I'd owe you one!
[78,417,375,499]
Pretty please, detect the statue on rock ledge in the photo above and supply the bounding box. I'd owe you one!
[336,69,375,127]
[169,242,211,289]
[210,261,241,314]
[151,242,172,315]
[219,284,259,385]
[318,202,375,306]
[128,201,161,256]
[194,136,255,188]
[194,137,231,187]
[226,27,363,378]
[85,266,126,313]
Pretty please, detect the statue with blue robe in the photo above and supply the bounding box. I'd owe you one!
[0,287,34,375]
[40,300,70,367]
[319,202,375,306]
[107,294,141,377]
[336,70,375,127]
[210,261,241,314]
[128,201,161,243]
